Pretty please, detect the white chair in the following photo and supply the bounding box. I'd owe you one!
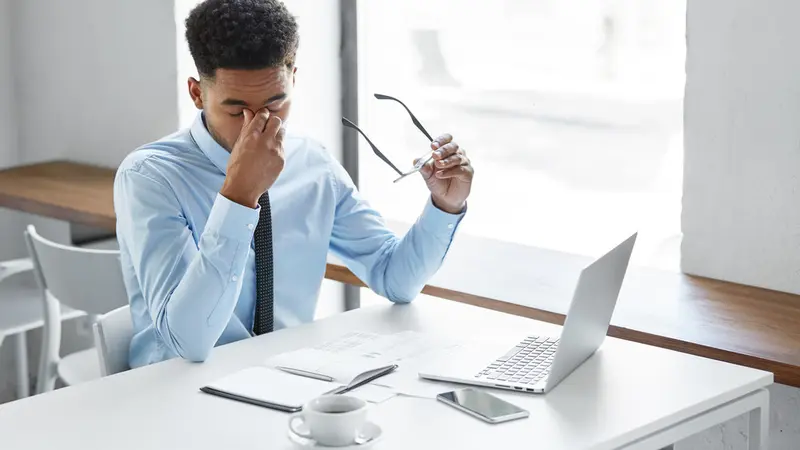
[24,225,128,394]
[93,305,133,377]
[0,258,84,399]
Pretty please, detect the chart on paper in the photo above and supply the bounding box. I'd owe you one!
[264,331,462,386]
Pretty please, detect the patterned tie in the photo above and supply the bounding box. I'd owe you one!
[253,191,274,335]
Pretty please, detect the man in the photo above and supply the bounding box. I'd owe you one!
[114,0,474,368]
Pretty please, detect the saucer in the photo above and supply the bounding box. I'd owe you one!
[287,421,383,449]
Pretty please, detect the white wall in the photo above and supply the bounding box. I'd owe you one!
[682,0,800,294]
[0,0,24,404]
[0,0,179,402]
[12,0,179,168]
[283,0,343,161]
[679,0,800,447]
[0,0,24,259]
[0,0,16,168]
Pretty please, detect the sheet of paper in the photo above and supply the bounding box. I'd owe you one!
[312,331,382,352]
[346,383,398,404]
[371,343,470,399]
[264,331,462,386]
[374,375,461,399]
[266,347,379,383]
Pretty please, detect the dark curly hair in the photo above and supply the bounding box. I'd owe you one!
[185,0,299,78]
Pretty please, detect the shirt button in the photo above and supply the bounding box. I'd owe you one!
[447,224,455,229]
[231,275,238,282]
[247,224,254,231]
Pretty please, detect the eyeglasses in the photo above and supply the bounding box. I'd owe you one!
[342,93,436,183]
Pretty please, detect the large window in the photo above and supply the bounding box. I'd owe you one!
[356,0,686,271]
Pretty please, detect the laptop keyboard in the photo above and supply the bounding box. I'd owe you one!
[475,336,559,386]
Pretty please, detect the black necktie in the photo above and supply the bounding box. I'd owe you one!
[253,191,274,335]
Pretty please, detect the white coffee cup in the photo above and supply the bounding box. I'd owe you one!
[289,395,369,446]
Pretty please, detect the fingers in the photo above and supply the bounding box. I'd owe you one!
[423,133,462,179]
[245,109,269,135]
[264,115,282,138]
[434,163,474,182]
[242,109,254,129]
[431,133,453,150]
[275,124,286,146]
[416,157,435,180]
[432,141,460,162]
[434,152,468,170]
[261,116,285,154]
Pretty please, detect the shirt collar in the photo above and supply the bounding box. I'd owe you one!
[190,112,230,175]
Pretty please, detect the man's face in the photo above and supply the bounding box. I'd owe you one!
[188,66,295,151]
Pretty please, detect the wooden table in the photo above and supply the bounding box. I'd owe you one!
[0,161,115,230]
[1,160,798,387]
[0,299,773,450]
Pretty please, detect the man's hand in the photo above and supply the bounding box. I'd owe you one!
[220,109,285,208]
[418,134,474,214]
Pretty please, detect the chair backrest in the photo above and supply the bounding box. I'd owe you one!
[93,305,133,376]
[24,225,127,315]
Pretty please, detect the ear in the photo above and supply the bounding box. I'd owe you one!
[292,66,297,87]
[188,77,204,110]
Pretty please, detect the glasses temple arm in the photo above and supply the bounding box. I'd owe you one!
[341,117,404,176]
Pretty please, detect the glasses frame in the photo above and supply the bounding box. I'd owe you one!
[342,93,436,183]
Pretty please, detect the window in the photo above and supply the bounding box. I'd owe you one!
[356,0,686,272]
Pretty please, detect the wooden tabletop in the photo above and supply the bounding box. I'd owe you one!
[2,161,799,386]
[0,161,116,230]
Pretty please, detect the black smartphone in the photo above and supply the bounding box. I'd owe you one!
[437,388,529,424]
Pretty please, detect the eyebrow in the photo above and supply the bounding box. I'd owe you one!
[221,93,287,107]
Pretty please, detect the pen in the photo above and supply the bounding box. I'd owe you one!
[276,366,334,382]
[330,364,399,395]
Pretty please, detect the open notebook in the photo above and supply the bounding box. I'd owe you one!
[201,331,436,411]
[265,331,433,381]
[201,366,335,412]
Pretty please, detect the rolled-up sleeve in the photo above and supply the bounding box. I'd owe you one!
[327,160,465,303]
[115,169,258,362]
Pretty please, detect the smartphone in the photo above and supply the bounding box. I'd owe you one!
[436,388,529,424]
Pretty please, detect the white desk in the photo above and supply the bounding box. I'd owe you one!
[0,298,772,450]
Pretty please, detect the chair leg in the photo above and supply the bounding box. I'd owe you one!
[13,332,30,399]
[36,363,59,394]
[35,290,62,394]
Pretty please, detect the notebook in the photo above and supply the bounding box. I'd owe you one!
[201,331,454,411]
[199,332,400,412]
[200,366,336,412]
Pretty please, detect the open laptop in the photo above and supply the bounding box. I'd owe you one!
[419,232,637,394]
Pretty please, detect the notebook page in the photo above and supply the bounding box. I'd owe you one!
[204,366,336,407]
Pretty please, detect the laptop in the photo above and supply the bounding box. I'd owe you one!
[419,232,637,394]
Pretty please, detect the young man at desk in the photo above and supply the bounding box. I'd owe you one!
[114,0,475,368]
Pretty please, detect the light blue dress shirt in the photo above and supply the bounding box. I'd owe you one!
[114,113,464,367]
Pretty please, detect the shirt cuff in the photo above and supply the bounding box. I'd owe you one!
[416,196,466,240]
[205,193,260,243]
